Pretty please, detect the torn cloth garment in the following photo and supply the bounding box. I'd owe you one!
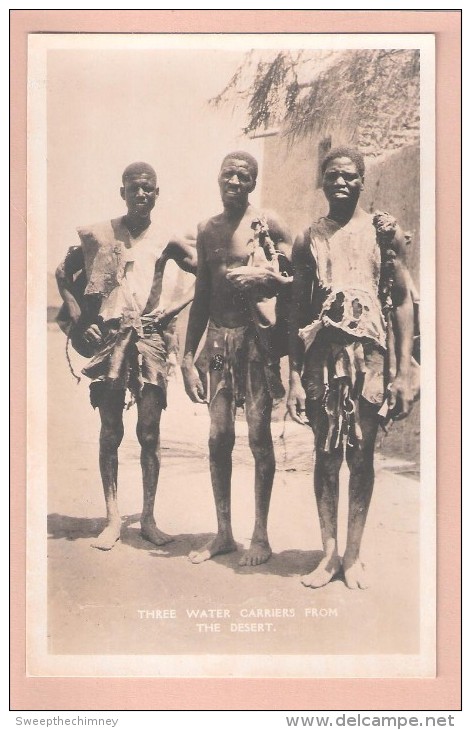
[299,213,388,453]
[56,217,174,358]
[306,212,387,349]
[299,287,387,352]
[301,323,386,453]
[195,321,285,408]
[77,217,165,306]
[302,331,385,452]
[81,239,170,408]
[83,315,168,409]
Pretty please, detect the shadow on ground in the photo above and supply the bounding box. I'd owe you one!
[47,513,336,579]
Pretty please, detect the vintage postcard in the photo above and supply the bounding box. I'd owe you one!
[26,30,435,680]
[11,9,461,712]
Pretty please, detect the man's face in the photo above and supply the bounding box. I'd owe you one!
[218,158,256,207]
[120,172,158,218]
[322,157,363,206]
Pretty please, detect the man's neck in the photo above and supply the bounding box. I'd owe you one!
[223,200,251,221]
[123,214,152,238]
[327,203,362,227]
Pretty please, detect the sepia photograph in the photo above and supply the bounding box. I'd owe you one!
[25,30,436,680]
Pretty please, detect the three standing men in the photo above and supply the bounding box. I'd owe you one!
[56,162,196,550]
[57,149,415,589]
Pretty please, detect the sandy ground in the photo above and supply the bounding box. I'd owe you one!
[47,326,420,659]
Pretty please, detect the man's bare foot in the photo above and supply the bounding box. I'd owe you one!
[301,555,341,588]
[189,535,237,564]
[239,540,272,567]
[140,520,173,547]
[91,522,121,551]
[343,558,369,589]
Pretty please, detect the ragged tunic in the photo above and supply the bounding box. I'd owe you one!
[300,210,388,452]
[66,217,177,406]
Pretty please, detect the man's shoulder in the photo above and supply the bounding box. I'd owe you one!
[253,208,293,247]
[292,229,312,258]
[77,217,121,239]
[309,215,330,232]
[295,221,321,245]
[251,207,286,232]
[197,213,224,236]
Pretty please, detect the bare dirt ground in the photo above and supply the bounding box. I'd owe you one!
[47,326,420,659]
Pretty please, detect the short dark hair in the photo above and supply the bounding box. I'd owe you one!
[321,147,365,178]
[122,162,157,184]
[220,151,258,180]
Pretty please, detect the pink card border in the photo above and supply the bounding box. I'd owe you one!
[10,9,461,711]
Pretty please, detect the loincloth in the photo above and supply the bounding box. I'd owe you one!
[195,321,284,408]
[302,328,385,453]
[82,315,168,409]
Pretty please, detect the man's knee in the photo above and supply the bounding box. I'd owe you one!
[346,446,375,477]
[248,427,273,458]
[315,448,343,476]
[137,423,160,451]
[100,423,124,452]
[208,428,235,457]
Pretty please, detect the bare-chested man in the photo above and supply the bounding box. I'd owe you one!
[56,162,196,550]
[287,147,414,589]
[181,151,292,566]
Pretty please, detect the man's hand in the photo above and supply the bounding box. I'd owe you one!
[152,309,175,328]
[287,372,310,425]
[387,375,413,421]
[83,324,103,347]
[181,357,207,404]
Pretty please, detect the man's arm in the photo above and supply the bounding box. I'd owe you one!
[373,213,416,420]
[146,234,197,326]
[56,244,103,347]
[287,233,313,425]
[148,290,195,330]
[163,233,197,274]
[181,225,211,404]
[55,245,85,325]
[388,228,414,419]
[265,210,293,265]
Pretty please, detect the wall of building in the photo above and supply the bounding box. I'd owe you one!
[259,127,355,237]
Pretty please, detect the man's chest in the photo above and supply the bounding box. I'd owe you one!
[311,221,380,289]
[206,220,262,270]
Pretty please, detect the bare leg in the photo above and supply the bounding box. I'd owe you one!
[343,400,379,589]
[301,448,343,587]
[136,385,172,546]
[302,402,343,587]
[239,362,274,566]
[91,388,125,550]
[189,372,237,563]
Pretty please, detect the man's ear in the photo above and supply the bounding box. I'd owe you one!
[120,186,125,200]
[155,186,160,198]
[360,177,365,191]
